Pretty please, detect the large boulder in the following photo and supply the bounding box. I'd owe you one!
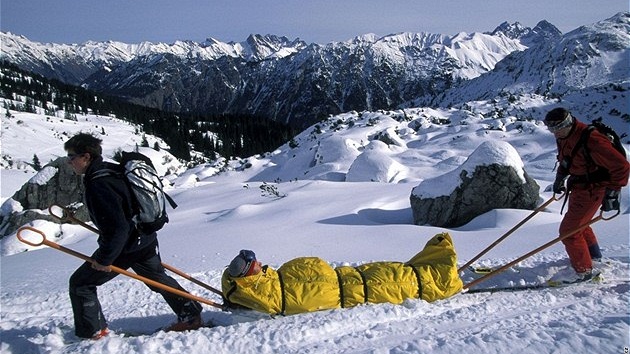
[410,141,539,228]
[0,157,89,237]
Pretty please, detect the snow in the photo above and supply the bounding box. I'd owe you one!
[412,140,527,198]
[1,99,629,353]
[28,166,58,186]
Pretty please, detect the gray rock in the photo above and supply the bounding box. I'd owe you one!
[0,157,89,237]
[410,163,539,228]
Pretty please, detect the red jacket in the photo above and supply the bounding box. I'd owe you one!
[556,120,629,190]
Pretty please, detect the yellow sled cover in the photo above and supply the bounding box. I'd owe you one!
[222,232,463,315]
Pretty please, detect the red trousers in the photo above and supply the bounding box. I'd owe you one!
[559,187,605,273]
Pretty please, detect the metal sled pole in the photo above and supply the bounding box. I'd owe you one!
[458,194,561,273]
[48,204,223,296]
[462,209,617,290]
[17,226,225,309]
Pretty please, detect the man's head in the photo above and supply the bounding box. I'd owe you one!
[228,250,262,277]
[64,133,102,175]
[544,108,575,138]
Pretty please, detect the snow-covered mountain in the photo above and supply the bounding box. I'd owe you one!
[436,12,630,107]
[4,14,626,128]
[0,32,306,84]
[1,15,564,127]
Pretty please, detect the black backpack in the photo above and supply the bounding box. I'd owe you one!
[570,118,627,182]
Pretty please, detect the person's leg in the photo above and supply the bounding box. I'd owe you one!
[559,188,604,273]
[130,242,202,320]
[582,227,602,260]
[69,262,117,338]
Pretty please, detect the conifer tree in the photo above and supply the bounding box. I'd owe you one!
[32,154,42,171]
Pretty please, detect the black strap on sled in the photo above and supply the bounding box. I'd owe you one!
[277,270,287,315]
[334,268,346,308]
[407,264,423,299]
[355,268,369,304]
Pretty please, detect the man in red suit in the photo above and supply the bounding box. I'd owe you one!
[544,108,629,283]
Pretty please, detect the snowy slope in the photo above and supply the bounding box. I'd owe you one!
[1,93,629,353]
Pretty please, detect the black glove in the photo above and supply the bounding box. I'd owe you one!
[552,174,567,194]
[601,189,620,212]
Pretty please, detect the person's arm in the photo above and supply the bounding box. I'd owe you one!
[87,178,132,266]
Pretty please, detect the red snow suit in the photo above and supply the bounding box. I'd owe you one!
[555,119,629,272]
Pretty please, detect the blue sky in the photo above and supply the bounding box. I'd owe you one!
[1,0,627,44]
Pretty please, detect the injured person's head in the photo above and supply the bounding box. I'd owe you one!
[228,249,263,277]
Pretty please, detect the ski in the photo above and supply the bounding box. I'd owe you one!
[466,265,521,275]
[464,272,603,294]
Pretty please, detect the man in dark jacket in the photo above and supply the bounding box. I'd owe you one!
[64,133,202,339]
[544,108,629,284]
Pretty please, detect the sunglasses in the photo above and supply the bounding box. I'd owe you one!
[67,152,85,161]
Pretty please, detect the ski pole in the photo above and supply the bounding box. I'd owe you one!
[48,204,223,297]
[458,194,561,273]
[462,208,618,290]
[17,226,225,309]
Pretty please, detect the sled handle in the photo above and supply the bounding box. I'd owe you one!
[457,194,563,273]
[49,204,99,233]
[48,204,223,296]
[462,209,615,290]
[16,226,225,309]
[17,226,46,247]
[601,208,620,221]
[48,204,71,222]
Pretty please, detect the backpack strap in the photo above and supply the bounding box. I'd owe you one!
[557,127,594,215]
[88,165,123,181]
[165,192,178,209]
[570,126,595,168]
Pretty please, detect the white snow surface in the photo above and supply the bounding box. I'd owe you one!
[0,98,629,353]
[411,140,526,198]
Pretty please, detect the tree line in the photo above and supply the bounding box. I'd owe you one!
[0,61,297,162]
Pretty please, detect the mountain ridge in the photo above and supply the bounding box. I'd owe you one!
[1,12,627,128]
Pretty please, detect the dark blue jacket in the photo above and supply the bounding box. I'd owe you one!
[83,156,158,266]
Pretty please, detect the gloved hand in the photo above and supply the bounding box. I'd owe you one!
[552,174,567,194]
[601,189,620,212]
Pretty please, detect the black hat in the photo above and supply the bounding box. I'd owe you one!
[545,107,570,122]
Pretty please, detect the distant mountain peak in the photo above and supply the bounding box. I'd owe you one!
[1,13,626,128]
[488,21,531,39]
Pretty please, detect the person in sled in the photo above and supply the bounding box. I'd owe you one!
[64,133,203,339]
[544,108,629,284]
[221,233,463,316]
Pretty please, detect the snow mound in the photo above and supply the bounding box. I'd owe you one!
[412,140,526,198]
[346,141,408,182]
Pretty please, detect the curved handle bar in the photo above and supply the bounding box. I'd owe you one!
[16,226,224,309]
[601,208,620,221]
[49,204,73,223]
[17,226,47,247]
[49,204,99,233]
[552,192,565,201]
[46,204,223,296]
